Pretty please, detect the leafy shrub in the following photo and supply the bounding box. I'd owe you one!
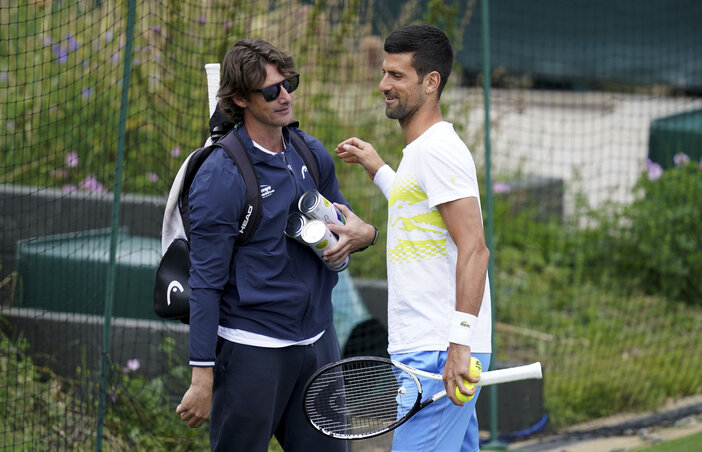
[101,338,210,450]
[619,157,702,305]
[0,332,96,450]
[526,155,702,306]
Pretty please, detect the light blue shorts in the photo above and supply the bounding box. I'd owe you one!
[390,351,491,452]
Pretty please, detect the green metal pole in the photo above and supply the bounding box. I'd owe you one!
[95,0,136,449]
[480,0,507,449]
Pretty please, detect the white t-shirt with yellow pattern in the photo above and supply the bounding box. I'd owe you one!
[373,121,492,355]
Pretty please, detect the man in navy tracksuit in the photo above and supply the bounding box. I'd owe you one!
[175,38,378,451]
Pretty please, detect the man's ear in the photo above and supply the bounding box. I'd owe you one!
[425,71,441,95]
[233,95,247,109]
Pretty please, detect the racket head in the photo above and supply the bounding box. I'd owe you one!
[303,356,423,440]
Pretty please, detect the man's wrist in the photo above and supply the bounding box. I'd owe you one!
[191,366,214,387]
[367,160,386,180]
[368,224,379,246]
[353,224,379,253]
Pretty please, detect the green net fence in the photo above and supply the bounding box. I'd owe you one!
[1,0,701,450]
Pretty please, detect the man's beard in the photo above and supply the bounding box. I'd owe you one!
[385,99,419,122]
[384,89,422,122]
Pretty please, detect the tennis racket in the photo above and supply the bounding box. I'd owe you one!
[303,356,542,440]
[204,63,220,117]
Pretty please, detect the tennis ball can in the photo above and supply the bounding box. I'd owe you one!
[284,212,308,243]
[298,189,346,226]
[300,219,349,272]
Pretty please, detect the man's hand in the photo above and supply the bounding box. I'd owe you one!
[335,137,386,180]
[176,367,213,428]
[443,343,480,406]
[324,204,376,265]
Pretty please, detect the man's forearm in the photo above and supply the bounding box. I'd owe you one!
[455,246,489,316]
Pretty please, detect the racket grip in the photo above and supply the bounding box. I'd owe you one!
[478,362,542,386]
[205,63,221,117]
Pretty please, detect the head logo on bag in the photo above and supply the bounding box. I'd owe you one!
[167,281,185,306]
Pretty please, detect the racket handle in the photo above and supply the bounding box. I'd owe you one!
[205,63,221,117]
[478,362,542,386]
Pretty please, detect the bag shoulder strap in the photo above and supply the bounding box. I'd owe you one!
[216,130,261,247]
[288,126,320,188]
[178,129,261,247]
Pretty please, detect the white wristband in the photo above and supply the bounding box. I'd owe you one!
[373,164,395,200]
[448,311,478,346]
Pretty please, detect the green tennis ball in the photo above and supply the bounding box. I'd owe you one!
[454,357,482,403]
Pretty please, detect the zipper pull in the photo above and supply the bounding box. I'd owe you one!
[281,151,294,174]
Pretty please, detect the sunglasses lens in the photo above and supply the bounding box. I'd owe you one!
[286,74,299,94]
[261,85,280,102]
[258,74,299,102]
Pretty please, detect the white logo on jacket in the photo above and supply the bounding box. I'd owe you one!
[261,185,275,199]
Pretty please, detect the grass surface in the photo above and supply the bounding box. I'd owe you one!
[638,430,702,452]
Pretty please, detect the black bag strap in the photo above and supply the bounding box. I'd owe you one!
[217,130,261,247]
[288,125,320,188]
[178,129,261,247]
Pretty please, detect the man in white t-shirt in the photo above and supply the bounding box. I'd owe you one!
[329,24,492,451]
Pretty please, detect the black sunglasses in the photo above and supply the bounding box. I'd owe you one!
[254,73,300,102]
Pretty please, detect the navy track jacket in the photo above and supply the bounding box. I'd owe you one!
[187,125,347,366]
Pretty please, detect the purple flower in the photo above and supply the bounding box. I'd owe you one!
[105,30,114,43]
[66,151,79,168]
[52,44,68,64]
[148,172,159,182]
[198,16,206,25]
[62,184,77,193]
[170,146,181,158]
[0,72,6,83]
[493,182,512,194]
[111,52,120,64]
[152,24,162,34]
[646,159,663,181]
[673,153,690,167]
[65,33,79,52]
[81,87,93,100]
[78,175,106,193]
[82,59,89,68]
[122,358,141,373]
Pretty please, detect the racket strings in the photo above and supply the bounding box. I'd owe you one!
[305,360,420,437]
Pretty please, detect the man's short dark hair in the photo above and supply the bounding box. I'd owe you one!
[218,38,296,124]
[384,24,454,97]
